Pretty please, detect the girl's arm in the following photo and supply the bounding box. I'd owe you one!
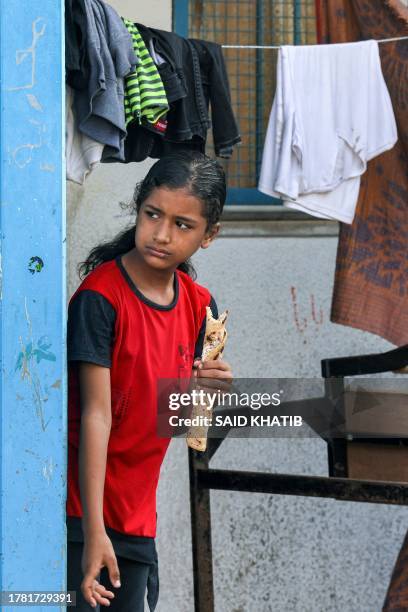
[78,362,112,534]
[78,362,121,608]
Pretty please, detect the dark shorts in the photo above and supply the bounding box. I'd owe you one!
[67,541,159,612]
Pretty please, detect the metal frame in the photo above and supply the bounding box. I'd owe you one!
[189,344,408,611]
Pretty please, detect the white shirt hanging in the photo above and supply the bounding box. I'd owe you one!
[258,39,398,223]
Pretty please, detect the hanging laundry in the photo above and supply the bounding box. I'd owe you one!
[189,38,242,158]
[106,25,240,163]
[135,23,188,106]
[65,0,89,90]
[66,85,104,184]
[118,23,192,162]
[145,29,210,144]
[122,20,169,127]
[147,39,167,67]
[258,40,398,223]
[73,0,138,163]
[153,32,241,157]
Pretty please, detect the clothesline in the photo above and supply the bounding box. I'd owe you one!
[221,35,408,49]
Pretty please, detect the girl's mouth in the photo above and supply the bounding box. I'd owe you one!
[146,246,171,259]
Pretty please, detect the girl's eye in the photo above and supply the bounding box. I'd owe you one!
[145,210,159,219]
[176,221,191,230]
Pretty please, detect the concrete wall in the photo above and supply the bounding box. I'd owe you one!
[67,2,408,611]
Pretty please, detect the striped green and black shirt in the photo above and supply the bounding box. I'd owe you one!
[122,19,169,126]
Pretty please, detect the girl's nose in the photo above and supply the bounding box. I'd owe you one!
[153,222,171,244]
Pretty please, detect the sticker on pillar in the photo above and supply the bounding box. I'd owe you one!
[28,256,44,274]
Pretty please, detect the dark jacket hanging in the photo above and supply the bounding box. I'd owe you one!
[109,24,241,163]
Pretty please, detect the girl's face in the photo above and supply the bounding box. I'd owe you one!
[134,186,219,271]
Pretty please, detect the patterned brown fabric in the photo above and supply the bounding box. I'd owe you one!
[317,0,408,346]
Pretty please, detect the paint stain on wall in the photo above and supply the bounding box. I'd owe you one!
[40,163,55,172]
[15,299,55,431]
[15,336,56,367]
[8,18,47,92]
[10,119,45,169]
[42,457,54,484]
[310,293,324,326]
[290,286,325,343]
[26,93,43,112]
[290,286,308,334]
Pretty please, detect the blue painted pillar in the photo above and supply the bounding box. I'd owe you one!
[0,0,66,608]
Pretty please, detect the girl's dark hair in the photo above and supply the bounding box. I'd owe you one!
[78,151,226,280]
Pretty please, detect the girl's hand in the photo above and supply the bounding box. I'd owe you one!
[193,359,233,392]
[81,531,121,608]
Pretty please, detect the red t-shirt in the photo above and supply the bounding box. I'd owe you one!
[66,256,213,537]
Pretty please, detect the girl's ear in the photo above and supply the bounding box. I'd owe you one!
[201,223,220,249]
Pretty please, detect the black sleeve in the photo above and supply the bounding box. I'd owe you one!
[67,290,116,367]
[194,296,218,360]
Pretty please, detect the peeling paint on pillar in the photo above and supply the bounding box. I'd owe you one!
[0,0,66,602]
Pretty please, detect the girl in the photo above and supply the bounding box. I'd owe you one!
[66,151,232,611]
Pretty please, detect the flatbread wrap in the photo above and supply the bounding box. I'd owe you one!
[186,306,228,451]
